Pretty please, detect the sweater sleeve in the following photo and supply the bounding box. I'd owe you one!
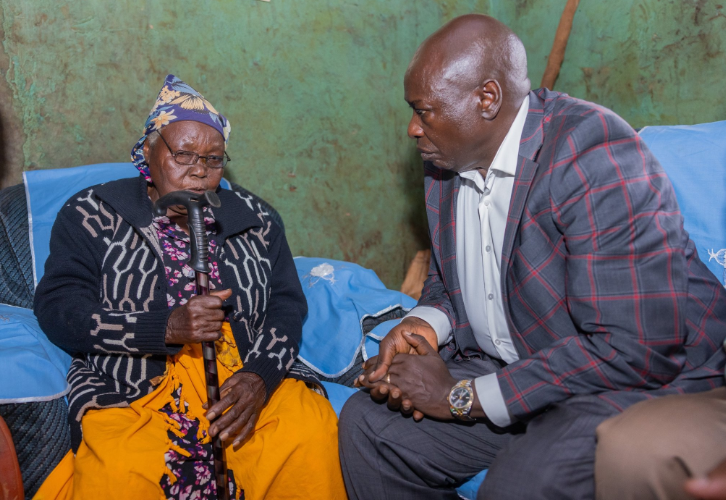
[34,205,177,357]
[238,223,307,399]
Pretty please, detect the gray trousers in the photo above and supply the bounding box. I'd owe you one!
[338,357,622,500]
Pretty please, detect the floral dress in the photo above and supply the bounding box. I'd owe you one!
[153,210,240,500]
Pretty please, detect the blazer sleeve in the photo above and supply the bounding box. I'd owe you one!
[497,110,692,421]
[238,222,307,400]
[34,206,176,357]
[415,253,456,330]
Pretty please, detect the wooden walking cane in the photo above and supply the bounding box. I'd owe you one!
[153,190,230,500]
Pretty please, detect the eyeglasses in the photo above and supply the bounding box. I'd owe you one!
[155,130,231,169]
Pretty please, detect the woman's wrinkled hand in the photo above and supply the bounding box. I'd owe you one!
[165,289,232,345]
[206,372,266,449]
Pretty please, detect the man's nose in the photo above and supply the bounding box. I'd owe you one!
[407,114,424,139]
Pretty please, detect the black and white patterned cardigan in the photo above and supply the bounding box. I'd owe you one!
[34,175,310,449]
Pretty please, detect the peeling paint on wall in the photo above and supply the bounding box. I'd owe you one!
[1,0,723,286]
[0,0,490,287]
[492,0,726,128]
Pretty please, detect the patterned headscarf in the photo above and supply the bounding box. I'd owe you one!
[131,74,231,182]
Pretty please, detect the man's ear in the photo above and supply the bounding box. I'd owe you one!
[478,80,502,120]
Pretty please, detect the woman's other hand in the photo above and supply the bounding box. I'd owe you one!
[206,372,266,448]
[165,289,232,345]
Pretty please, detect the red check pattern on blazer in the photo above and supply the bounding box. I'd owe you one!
[419,89,726,421]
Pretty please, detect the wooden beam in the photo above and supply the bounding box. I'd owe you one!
[540,0,581,90]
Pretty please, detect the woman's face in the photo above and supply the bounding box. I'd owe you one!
[144,120,226,204]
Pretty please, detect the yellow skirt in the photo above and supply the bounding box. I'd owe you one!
[34,324,346,500]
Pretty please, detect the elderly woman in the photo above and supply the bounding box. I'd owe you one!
[33,75,345,499]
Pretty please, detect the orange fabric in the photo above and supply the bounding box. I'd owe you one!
[34,451,73,500]
[34,323,345,500]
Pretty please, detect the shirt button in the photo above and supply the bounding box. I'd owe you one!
[485,245,491,252]
[494,339,501,346]
[488,294,494,300]
[484,200,490,207]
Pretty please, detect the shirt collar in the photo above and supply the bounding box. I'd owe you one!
[459,96,530,186]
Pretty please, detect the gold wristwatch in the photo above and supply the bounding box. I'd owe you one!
[448,379,475,421]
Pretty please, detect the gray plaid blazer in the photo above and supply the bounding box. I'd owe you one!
[419,88,726,421]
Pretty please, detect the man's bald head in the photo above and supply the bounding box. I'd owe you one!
[404,15,531,173]
[407,14,530,109]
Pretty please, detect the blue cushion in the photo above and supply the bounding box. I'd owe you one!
[457,470,488,500]
[639,121,726,287]
[0,304,71,403]
[320,381,358,417]
[295,257,416,377]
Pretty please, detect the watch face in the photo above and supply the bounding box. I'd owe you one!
[450,386,472,409]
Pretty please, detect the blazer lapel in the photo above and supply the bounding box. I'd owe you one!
[501,157,539,271]
[500,92,546,356]
[442,173,462,294]
[501,91,545,270]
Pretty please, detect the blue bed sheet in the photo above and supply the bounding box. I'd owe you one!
[639,121,726,287]
[296,257,416,377]
[0,304,71,404]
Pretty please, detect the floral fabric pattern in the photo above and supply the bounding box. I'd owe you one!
[159,386,239,500]
[153,212,239,499]
[154,210,222,307]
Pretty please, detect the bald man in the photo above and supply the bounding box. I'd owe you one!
[338,14,726,500]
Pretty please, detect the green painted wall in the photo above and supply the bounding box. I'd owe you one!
[0,0,490,287]
[492,0,726,128]
[1,0,724,287]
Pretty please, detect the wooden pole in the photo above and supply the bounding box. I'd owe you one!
[400,250,431,300]
[540,0,581,90]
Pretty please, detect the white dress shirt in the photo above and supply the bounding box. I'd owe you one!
[406,96,530,427]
